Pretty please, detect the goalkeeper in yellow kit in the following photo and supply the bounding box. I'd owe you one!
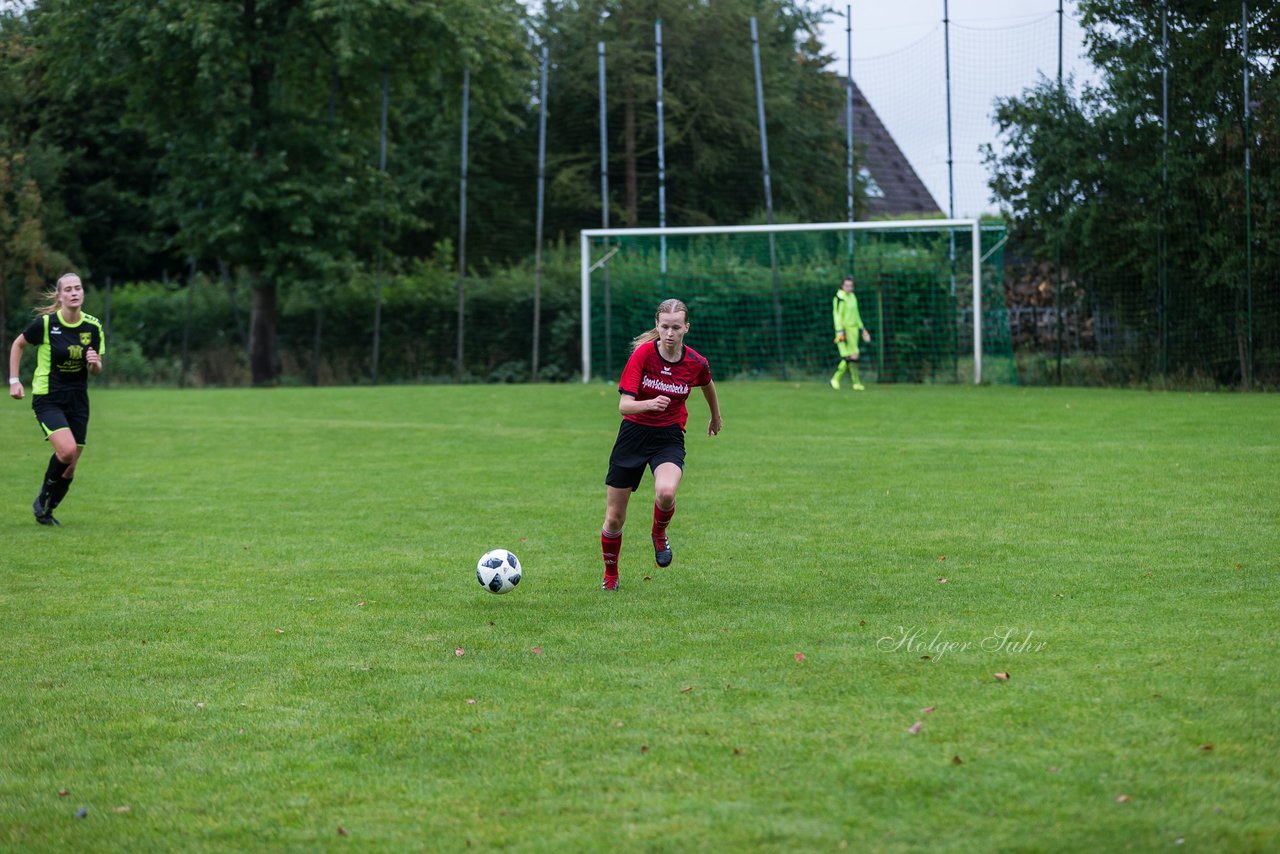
[831,275,872,390]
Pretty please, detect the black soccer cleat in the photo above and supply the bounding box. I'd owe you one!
[653,535,672,568]
[33,497,59,526]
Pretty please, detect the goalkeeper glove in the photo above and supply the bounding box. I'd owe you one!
[834,331,846,343]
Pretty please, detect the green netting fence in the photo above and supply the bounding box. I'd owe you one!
[584,223,1012,385]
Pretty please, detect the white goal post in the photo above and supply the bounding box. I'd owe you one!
[579,219,984,383]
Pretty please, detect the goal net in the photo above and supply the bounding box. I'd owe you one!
[579,220,1014,385]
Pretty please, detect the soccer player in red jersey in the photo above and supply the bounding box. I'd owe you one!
[600,298,722,591]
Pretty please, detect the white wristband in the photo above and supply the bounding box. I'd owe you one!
[8,377,19,385]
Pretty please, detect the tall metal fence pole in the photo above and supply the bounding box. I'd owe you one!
[750,16,786,379]
[1160,0,1169,377]
[180,258,196,389]
[456,68,470,382]
[101,275,112,388]
[655,20,668,276]
[372,70,388,385]
[845,4,855,267]
[944,0,957,302]
[532,46,549,382]
[1055,0,1063,383]
[1242,0,1254,389]
[598,41,613,375]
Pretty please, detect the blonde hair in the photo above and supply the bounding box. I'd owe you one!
[630,298,689,351]
[34,273,82,317]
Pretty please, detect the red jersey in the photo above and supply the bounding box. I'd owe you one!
[618,341,712,430]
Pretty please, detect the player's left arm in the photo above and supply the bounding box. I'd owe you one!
[87,327,105,375]
[701,380,722,436]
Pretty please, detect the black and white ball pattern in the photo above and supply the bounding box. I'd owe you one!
[476,549,522,594]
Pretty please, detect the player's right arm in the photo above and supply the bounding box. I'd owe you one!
[619,393,670,416]
[8,334,30,400]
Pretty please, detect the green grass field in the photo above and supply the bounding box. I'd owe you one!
[1,383,1277,851]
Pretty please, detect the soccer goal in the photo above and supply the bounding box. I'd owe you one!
[579,219,1014,385]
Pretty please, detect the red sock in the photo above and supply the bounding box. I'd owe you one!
[601,528,622,578]
[652,502,675,544]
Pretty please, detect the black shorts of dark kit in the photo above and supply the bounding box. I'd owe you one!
[33,390,90,445]
[606,420,686,492]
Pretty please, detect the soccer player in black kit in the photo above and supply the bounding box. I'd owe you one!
[8,274,106,525]
[600,298,722,591]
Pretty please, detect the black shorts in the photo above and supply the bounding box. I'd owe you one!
[33,391,90,445]
[606,420,686,491]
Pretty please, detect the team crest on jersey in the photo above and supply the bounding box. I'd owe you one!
[80,332,92,345]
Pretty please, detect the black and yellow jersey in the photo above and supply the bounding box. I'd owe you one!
[21,310,107,395]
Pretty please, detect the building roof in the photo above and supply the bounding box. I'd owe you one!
[837,77,941,218]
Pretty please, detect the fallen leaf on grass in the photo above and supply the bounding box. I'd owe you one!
[531,647,543,655]
[337,825,350,836]
[643,575,652,582]
[794,652,807,662]
[952,755,963,765]
[1115,794,1131,803]
[1048,766,1060,774]
[465,699,477,705]
[1198,743,1214,751]
[113,806,130,813]
[58,789,69,797]
[680,686,693,693]
[274,629,285,635]
[921,706,936,714]
[920,655,931,660]
[937,577,948,584]
[732,747,743,756]
[356,601,365,608]
[938,556,946,562]
[994,671,1010,681]
[640,745,649,754]
[908,720,923,734]
[454,647,465,657]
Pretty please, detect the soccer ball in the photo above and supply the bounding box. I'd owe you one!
[476,549,522,594]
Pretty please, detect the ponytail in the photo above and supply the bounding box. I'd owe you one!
[33,273,81,317]
[630,298,689,351]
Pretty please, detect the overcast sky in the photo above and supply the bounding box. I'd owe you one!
[808,0,1096,216]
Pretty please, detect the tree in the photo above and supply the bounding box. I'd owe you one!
[535,0,855,237]
[31,0,529,384]
[984,0,1277,384]
[0,14,71,342]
